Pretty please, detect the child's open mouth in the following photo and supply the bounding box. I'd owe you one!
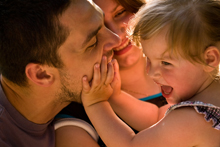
[161,85,173,97]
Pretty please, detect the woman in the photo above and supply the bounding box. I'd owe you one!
[55,0,167,147]
[94,0,166,105]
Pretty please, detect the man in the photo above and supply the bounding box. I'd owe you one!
[0,0,120,146]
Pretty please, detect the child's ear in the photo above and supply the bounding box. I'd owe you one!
[203,46,220,72]
[25,63,55,87]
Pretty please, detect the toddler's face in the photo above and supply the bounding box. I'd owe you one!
[140,28,209,104]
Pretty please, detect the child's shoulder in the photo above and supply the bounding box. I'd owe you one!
[166,101,220,112]
[165,101,220,130]
[154,103,220,146]
[154,105,209,145]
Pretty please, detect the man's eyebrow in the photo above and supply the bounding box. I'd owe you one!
[82,25,102,48]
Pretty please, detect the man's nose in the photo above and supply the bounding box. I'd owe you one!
[102,27,121,54]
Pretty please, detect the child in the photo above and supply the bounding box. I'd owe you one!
[81,0,220,146]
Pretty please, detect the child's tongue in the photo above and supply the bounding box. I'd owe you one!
[161,85,173,95]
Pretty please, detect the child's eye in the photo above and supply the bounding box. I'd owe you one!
[115,9,126,17]
[161,61,171,66]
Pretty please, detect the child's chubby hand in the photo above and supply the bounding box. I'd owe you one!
[109,59,121,99]
[82,56,116,107]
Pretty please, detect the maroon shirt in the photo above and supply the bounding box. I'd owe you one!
[0,84,55,147]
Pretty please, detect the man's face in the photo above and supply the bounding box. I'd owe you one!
[55,0,120,103]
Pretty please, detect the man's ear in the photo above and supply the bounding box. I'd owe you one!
[25,63,55,87]
[203,46,220,72]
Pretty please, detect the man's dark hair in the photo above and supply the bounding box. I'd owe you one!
[0,0,71,86]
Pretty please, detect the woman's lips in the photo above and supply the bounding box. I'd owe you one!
[113,38,133,56]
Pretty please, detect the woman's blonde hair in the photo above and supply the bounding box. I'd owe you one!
[129,0,220,75]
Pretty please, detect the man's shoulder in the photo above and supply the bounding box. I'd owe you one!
[0,104,6,122]
[0,104,3,113]
[0,117,11,147]
[0,138,11,147]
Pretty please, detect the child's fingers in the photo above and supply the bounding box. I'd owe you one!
[82,76,91,93]
[101,56,107,84]
[112,59,119,73]
[91,63,101,87]
[105,62,114,85]
[112,59,120,81]
[111,59,121,87]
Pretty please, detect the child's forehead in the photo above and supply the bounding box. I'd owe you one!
[140,30,168,55]
[140,26,169,45]
[140,26,186,60]
[141,37,181,61]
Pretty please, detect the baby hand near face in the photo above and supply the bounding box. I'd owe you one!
[82,56,118,107]
[109,59,121,98]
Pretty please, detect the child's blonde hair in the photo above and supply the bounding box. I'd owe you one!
[128,0,220,77]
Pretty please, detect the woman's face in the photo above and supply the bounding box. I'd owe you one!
[93,0,143,69]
